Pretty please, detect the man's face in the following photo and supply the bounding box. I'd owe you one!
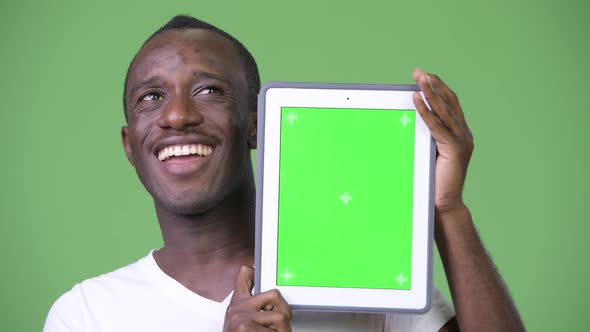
[122,29,254,214]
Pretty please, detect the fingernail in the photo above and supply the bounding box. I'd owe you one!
[426,74,434,90]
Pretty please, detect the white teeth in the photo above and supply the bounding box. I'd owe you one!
[158,148,168,161]
[158,144,213,161]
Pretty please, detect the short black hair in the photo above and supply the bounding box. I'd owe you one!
[122,15,260,122]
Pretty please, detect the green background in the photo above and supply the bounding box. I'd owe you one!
[276,108,415,290]
[0,0,588,330]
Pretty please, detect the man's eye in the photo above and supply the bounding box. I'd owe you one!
[196,86,223,95]
[140,92,164,101]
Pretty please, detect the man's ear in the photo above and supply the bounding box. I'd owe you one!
[121,126,135,166]
[247,111,257,149]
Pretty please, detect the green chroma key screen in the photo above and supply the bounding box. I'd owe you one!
[276,107,416,290]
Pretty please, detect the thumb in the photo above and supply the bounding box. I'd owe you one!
[231,265,255,303]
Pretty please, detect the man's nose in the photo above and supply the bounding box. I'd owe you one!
[157,94,204,130]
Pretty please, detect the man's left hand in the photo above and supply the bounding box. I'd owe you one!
[412,69,474,212]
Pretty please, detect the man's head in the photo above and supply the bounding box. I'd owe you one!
[121,15,259,215]
[123,15,260,122]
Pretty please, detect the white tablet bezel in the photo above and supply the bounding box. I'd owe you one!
[254,82,435,313]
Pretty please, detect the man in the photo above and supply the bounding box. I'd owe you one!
[44,15,525,331]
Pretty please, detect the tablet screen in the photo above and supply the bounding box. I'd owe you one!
[276,107,416,291]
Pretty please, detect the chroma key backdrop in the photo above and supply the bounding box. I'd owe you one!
[0,1,588,331]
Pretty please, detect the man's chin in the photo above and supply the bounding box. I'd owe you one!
[154,191,222,216]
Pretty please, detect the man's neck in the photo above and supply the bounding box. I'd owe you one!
[152,178,256,302]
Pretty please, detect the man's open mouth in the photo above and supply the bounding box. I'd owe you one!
[157,144,213,162]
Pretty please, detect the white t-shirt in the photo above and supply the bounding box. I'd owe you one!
[44,250,455,332]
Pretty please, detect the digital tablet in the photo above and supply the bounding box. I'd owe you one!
[254,82,435,313]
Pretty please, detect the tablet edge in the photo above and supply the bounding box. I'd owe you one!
[254,81,434,314]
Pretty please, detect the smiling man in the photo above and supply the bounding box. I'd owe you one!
[44,15,525,332]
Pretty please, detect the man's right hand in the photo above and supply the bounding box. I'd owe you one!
[223,265,292,332]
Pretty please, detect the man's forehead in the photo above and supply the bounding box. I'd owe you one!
[143,29,237,56]
[129,29,243,81]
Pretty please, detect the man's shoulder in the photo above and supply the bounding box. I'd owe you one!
[79,251,154,290]
[44,251,155,331]
[63,251,151,297]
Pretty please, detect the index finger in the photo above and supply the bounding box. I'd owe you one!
[258,289,292,320]
[231,265,255,303]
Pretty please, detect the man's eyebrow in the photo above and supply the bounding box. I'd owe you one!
[192,71,230,83]
[129,76,163,99]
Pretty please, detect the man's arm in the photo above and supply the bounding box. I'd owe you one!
[435,205,524,332]
[411,69,525,332]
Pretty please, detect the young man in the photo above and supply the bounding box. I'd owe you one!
[44,15,525,332]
